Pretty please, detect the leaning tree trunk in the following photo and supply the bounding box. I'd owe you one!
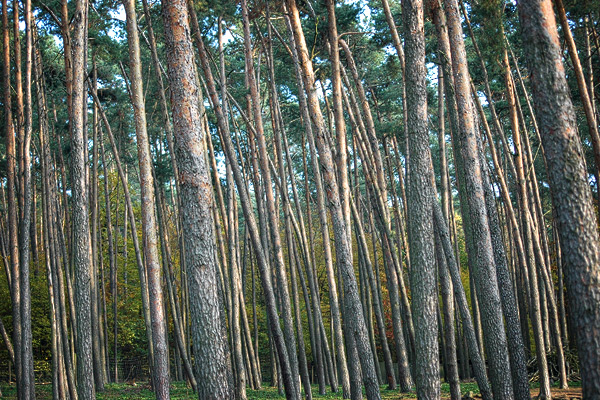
[188,3,298,397]
[285,1,381,398]
[517,0,600,397]
[239,3,301,398]
[282,13,341,394]
[442,0,515,397]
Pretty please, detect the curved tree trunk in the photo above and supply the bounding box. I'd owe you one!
[285,1,381,398]
[517,1,600,396]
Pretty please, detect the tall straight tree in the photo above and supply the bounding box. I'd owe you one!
[2,0,22,396]
[19,0,35,396]
[122,0,170,397]
[517,0,600,397]
[325,3,353,394]
[402,0,440,397]
[70,0,95,398]
[162,0,234,398]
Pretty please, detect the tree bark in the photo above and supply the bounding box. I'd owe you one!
[70,0,96,397]
[285,1,381,398]
[402,0,440,397]
[122,0,171,396]
[442,0,514,397]
[2,0,22,396]
[517,1,600,396]
[162,1,235,398]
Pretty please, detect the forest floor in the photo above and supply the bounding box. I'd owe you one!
[0,381,582,399]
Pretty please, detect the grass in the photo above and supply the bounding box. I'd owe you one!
[0,380,580,399]
[0,381,480,399]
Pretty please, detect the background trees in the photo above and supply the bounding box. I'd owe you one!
[0,0,599,399]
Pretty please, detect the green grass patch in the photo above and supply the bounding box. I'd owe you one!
[0,380,580,399]
[0,382,482,399]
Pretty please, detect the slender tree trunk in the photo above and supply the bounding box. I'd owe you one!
[263,20,313,397]
[100,131,118,385]
[285,2,381,398]
[123,1,170,396]
[280,16,339,393]
[340,41,414,388]
[90,59,106,392]
[227,163,247,400]
[434,231,460,400]
[239,3,301,398]
[34,33,67,399]
[553,0,600,181]
[2,0,22,396]
[90,87,155,385]
[154,185,197,392]
[432,205,493,399]
[350,199,396,390]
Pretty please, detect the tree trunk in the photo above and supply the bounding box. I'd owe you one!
[443,0,514,397]
[100,131,118,384]
[70,0,96,397]
[189,6,300,396]
[402,0,440,397]
[285,1,381,398]
[239,3,301,398]
[90,77,156,386]
[162,1,235,398]
[517,1,600,396]
[471,83,535,400]
[90,59,106,392]
[2,0,22,396]
[123,1,171,396]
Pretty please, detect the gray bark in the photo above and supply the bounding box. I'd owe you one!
[402,0,439,397]
[162,1,235,397]
[517,1,600,396]
[123,0,171,396]
[285,1,381,398]
[70,0,96,397]
[442,0,514,397]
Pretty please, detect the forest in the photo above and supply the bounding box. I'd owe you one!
[0,0,599,399]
